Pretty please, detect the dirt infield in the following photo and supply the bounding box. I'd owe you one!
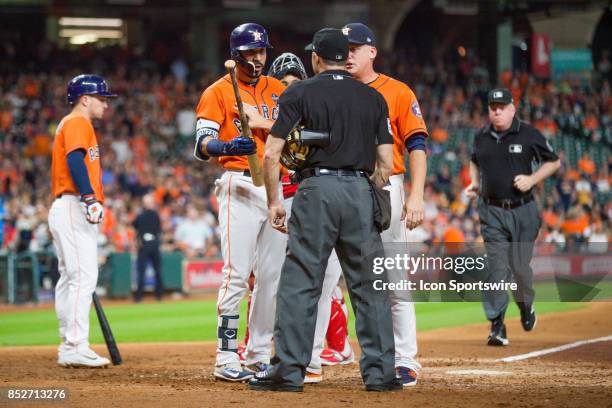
[1,302,611,408]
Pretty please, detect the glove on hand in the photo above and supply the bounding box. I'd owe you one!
[224,136,256,156]
[81,194,104,224]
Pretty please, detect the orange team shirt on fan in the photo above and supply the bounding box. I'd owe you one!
[51,113,104,203]
[368,74,429,175]
[195,74,285,170]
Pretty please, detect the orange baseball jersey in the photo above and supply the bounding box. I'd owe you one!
[51,113,104,202]
[368,74,428,175]
[195,74,285,170]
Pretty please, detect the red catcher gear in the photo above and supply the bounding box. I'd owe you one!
[325,289,349,352]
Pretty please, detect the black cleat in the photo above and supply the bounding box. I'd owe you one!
[247,371,303,392]
[365,378,403,392]
[487,316,509,346]
[520,304,537,332]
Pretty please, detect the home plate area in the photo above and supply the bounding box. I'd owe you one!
[1,302,610,407]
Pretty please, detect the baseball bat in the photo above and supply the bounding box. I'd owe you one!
[224,59,265,187]
[92,292,122,365]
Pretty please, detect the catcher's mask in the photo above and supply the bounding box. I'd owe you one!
[280,126,330,170]
[281,126,311,170]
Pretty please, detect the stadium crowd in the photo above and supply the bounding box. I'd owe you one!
[0,43,610,263]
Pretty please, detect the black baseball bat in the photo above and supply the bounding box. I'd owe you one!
[92,292,122,365]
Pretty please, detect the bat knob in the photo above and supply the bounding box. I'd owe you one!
[224,60,236,70]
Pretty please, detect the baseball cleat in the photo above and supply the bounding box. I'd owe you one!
[304,367,323,384]
[245,362,269,373]
[520,304,537,332]
[365,378,403,392]
[304,372,323,384]
[58,348,110,368]
[487,317,509,346]
[214,363,254,382]
[248,370,303,392]
[320,348,355,366]
[396,366,418,387]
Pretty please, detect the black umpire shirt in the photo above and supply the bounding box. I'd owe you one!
[133,209,161,246]
[471,117,559,200]
[270,69,392,173]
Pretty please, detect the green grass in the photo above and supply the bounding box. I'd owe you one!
[0,293,586,347]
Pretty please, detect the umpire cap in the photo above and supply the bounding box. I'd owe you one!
[305,28,349,62]
[67,74,117,105]
[488,88,513,105]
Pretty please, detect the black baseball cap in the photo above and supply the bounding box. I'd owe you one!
[305,28,349,62]
[342,23,376,46]
[488,88,513,105]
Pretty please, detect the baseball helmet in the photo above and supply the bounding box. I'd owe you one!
[229,23,273,60]
[268,53,307,81]
[67,74,117,105]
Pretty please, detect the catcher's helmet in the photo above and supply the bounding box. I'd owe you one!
[229,23,273,60]
[268,53,307,81]
[280,126,311,171]
[67,74,116,105]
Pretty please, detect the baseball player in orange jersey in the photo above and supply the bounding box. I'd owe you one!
[49,74,116,368]
[193,23,287,382]
[306,23,428,387]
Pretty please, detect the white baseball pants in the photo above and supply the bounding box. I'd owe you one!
[215,171,286,366]
[48,195,99,355]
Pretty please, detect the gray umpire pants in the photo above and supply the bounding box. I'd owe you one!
[477,199,541,321]
[272,175,396,387]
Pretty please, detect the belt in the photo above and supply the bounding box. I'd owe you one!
[297,167,367,181]
[483,195,534,209]
[226,168,251,177]
[56,193,78,199]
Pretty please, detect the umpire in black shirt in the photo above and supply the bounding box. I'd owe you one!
[249,28,398,392]
[466,88,560,346]
[133,194,163,302]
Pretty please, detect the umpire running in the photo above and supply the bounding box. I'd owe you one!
[250,28,399,392]
[466,88,560,346]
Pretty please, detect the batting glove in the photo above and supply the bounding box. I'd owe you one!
[81,194,104,224]
[225,136,256,156]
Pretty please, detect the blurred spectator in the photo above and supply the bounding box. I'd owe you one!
[577,153,596,176]
[586,221,609,253]
[0,42,608,262]
[174,206,214,258]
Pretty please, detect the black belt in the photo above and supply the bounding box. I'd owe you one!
[226,169,251,177]
[483,195,533,209]
[56,193,78,199]
[297,167,367,181]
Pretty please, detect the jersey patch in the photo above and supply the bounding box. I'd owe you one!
[271,93,279,101]
[387,118,393,136]
[411,101,423,118]
[88,145,100,161]
[509,144,523,153]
